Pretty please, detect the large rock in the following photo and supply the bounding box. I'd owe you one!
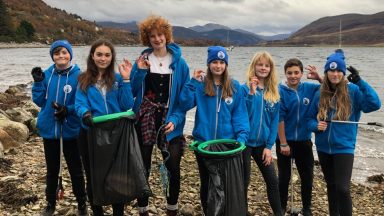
[0,117,29,143]
[0,128,20,151]
[5,85,24,95]
[5,107,34,125]
[21,101,40,117]
[0,141,3,159]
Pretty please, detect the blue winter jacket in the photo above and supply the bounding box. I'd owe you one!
[75,73,133,128]
[279,81,320,141]
[32,64,81,140]
[179,78,249,144]
[242,85,280,149]
[307,80,381,154]
[130,43,190,141]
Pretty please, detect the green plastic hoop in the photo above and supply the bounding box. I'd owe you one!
[196,139,245,156]
[92,110,135,123]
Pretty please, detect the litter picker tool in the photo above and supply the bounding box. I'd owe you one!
[154,124,171,197]
[326,120,383,127]
[56,125,64,200]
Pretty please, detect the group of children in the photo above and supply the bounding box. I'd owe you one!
[32,14,381,216]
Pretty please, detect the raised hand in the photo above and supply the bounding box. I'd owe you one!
[249,76,259,95]
[305,65,322,83]
[193,69,205,82]
[347,66,361,84]
[137,54,151,70]
[118,58,132,80]
[31,67,45,82]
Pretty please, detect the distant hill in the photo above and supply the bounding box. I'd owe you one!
[189,23,231,32]
[275,12,384,46]
[97,21,138,33]
[3,0,139,45]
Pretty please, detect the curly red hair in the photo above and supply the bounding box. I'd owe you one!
[138,15,173,47]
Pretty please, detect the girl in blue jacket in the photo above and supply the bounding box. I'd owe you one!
[276,58,322,215]
[241,51,283,216]
[179,46,249,214]
[129,15,190,216]
[31,40,87,216]
[307,49,381,216]
[75,39,133,216]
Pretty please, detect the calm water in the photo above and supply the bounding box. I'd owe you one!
[0,46,383,183]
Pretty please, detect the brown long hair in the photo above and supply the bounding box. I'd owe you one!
[246,51,280,103]
[138,15,173,47]
[317,76,351,121]
[204,66,234,98]
[78,39,116,91]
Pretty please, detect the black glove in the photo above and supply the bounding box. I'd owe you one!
[51,102,67,121]
[347,66,361,84]
[82,111,94,127]
[31,67,45,82]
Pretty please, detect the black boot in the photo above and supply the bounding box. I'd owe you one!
[91,205,104,216]
[77,197,88,216]
[41,202,56,216]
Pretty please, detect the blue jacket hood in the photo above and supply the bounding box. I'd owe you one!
[307,80,381,154]
[130,43,190,141]
[242,84,279,149]
[278,81,320,141]
[32,64,81,140]
[179,78,249,144]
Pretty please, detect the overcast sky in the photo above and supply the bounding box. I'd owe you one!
[42,0,383,36]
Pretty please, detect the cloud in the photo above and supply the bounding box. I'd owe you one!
[42,0,384,35]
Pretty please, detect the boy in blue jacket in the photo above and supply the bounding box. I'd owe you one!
[307,49,381,216]
[32,40,87,216]
[276,58,322,215]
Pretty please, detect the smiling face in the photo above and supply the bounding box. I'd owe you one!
[209,59,226,79]
[92,45,112,72]
[52,47,71,70]
[285,65,303,89]
[326,70,344,86]
[255,57,271,80]
[149,28,167,51]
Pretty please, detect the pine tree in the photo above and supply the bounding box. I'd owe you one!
[0,0,13,37]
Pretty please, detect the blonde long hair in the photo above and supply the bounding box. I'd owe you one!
[317,76,351,121]
[246,51,280,103]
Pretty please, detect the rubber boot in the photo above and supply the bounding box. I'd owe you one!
[91,205,104,216]
[166,209,178,216]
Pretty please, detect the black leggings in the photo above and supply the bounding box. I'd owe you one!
[78,128,125,216]
[317,152,354,216]
[276,140,314,212]
[43,138,86,204]
[243,145,283,216]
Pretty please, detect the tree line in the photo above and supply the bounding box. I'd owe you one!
[0,0,35,42]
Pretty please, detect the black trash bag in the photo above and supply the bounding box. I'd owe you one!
[87,116,151,206]
[198,142,246,216]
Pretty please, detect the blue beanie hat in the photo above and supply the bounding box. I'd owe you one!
[207,46,228,65]
[324,49,346,74]
[50,40,73,61]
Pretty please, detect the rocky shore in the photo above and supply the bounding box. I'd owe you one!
[0,84,383,216]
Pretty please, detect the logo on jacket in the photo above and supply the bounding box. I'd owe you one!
[224,97,233,105]
[63,85,72,94]
[113,82,119,90]
[265,102,277,112]
[303,98,310,105]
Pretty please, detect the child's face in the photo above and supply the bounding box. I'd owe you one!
[149,29,166,50]
[92,45,112,71]
[326,70,344,86]
[209,60,226,77]
[255,58,271,79]
[53,48,71,69]
[285,66,303,88]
